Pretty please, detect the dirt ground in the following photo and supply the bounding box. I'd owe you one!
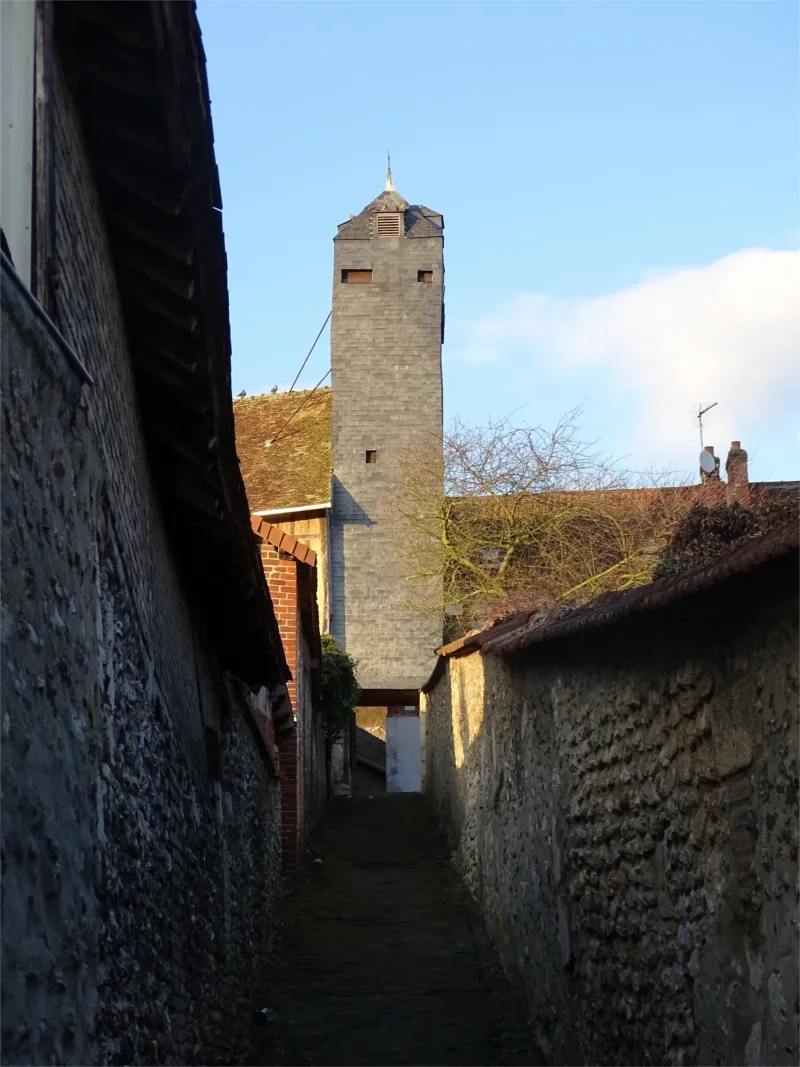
[248,794,544,1066]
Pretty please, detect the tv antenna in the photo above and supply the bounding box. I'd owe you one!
[697,401,717,451]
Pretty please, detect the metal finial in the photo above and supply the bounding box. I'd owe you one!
[385,150,396,192]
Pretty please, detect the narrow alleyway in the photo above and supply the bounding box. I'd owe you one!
[250,794,542,1066]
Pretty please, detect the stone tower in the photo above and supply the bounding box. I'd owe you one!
[330,167,444,699]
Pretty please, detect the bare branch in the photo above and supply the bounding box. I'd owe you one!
[396,411,700,636]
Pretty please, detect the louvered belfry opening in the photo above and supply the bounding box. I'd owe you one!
[376,212,402,237]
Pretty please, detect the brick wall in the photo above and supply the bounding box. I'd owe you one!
[424,554,799,1066]
[330,208,444,692]
[260,514,329,632]
[260,544,326,877]
[0,57,282,1066]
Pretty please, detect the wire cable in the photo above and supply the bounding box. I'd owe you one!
[289,310,332,392]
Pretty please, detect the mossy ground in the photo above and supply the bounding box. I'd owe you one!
[249,794,543,1066]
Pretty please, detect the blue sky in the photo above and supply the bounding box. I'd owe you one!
[198,0,799,481]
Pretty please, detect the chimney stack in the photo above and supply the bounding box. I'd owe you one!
[701,445,721,483]
[725,441,751,506]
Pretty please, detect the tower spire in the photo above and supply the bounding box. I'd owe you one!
[385,150,396,192]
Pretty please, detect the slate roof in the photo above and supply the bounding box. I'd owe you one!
[364,188,410,213]
[335,182,443,241]
[234,389,332,512]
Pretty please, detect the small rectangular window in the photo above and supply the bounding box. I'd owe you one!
[376,213,401,237]
[417,270,433,283]
[341,269,372,284]
[365,450,377,464]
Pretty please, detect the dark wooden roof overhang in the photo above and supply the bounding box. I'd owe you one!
[358,689,419,709]
[55,1,289,688]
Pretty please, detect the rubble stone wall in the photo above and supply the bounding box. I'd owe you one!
[425,559,799,1066]
[0,60,282,1067]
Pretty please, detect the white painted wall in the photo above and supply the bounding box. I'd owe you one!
[1,0,36,286]
[386,714,421,793]
[419,708,427,790]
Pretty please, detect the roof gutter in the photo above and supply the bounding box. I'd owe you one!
[254,502,331,517]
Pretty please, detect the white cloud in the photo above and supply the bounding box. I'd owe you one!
[461,249,800,463]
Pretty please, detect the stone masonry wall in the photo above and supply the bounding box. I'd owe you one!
[0,59,282,1067]
[330,222,444,691]
[424,560,799,1066]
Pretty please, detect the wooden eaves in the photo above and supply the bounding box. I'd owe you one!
[55,1,288,687]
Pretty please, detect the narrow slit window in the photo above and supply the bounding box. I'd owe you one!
[417,270,433,283]
[365,450,377,464]
[341,269,372,284]
[376,213,401,237]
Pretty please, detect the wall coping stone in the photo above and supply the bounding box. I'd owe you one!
[1,251,93,387]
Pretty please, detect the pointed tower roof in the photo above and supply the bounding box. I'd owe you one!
[384,151,396,192]
[335,160,442,240]
[363,159,410,214]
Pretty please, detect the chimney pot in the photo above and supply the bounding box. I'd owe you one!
[725,440,750,507]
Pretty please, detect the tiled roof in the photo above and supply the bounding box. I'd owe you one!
[251,515,317,566]
[422,522,798,691]
[752,481,799,497]
[234,389,332,512]
[484,521,798,657]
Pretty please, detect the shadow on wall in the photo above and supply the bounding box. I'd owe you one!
[355,724,386,772]
[332,475,374,528]
[0,287,283,1067]
[350,725,387,796]
[352,762,387,797]
[425,550,800,1067]
[329,475,375,649]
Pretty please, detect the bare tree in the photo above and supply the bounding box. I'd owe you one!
[398,409,702,634]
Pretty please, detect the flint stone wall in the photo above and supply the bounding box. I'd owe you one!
[425,555,799,1066]
[0,56,282,1067]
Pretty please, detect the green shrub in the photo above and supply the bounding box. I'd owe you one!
[320,634,359,742]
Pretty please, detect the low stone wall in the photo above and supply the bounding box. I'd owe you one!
[424,553,799,1066]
